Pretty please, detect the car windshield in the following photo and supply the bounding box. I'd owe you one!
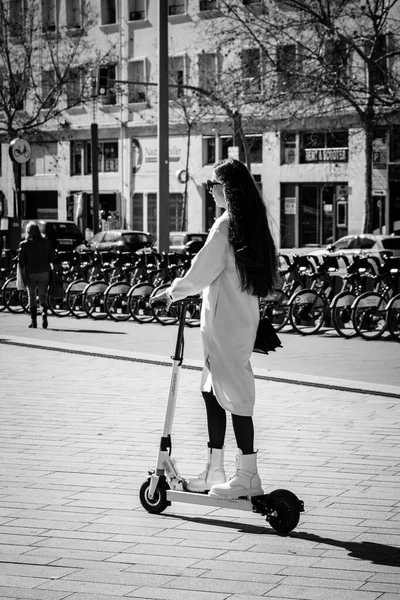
[122,233,152,245]
[382,238,400,250]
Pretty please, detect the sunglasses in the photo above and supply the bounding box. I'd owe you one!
[207,179,222,193]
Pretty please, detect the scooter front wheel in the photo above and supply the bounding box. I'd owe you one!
[264,489,302,534]
[139,477,171,514]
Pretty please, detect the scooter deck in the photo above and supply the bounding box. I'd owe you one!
[167,490,254,511]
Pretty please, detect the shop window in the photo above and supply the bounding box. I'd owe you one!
[86,141,119,173]
[241,48,262,94]
[133,193,144,230]
[129,0,146,21]
[147,193,157,239]
[390,126,400,163]
[128,60,147,103]
[253,174,262,193]
[101,0,117,24]
[67,0,83,29]
[246,135,263,163]
[98,64,117,105]
[300,131,348,163]
[203,136,216,165]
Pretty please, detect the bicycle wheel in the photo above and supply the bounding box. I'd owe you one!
[352,292,387,340]
[48,278,70,317]
[386,294,400,341]
[2,277,25,314]
[0,277,7,312]
[151,284,179,325]
[331,292,358,338]
[260,289,290,332]
[104,281,131,321]
[66,279,88,318]
[289,289,326,335]
[128,282,155,323]
[82,280,108,320]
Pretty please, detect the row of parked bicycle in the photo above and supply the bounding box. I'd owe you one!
[1,248,400,341]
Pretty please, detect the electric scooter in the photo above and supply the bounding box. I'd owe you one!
[139,292,304,534]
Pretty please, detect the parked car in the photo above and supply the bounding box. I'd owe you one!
[169,231,208,255]
[21,219,84,251]
[307,234,400,259]
[75,229,154,254]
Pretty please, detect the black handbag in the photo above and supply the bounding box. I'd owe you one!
[253,316,282,354]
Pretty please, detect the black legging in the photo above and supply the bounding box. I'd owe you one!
[202,390,254,455]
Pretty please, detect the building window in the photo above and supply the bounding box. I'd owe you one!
[10,0,26,37]
[42,0,57,32]
[281,132,296,164]
[300,131,349,163]
[101,0,117,25]
[370,34,389,88]
[198,52,218,93]
[87,141,119,173]
[220,136,233,159]
[324,38,348,82]
[199,0,218,11]
[132,193,144,230]
[66,0,83,29]
[147,193,157,239]
[66,69,83,107]
[241,48,261,94]
[128,60,147,103]
[203,136,216,165]
[246,135,263,163]
[42,70,57,109]
[129,0,146,21]
[70,141,84,175]
[168,0,186,16]
[169,56,187,99]
[253,173,262,194]
[276,44,297,91]
[170,193,185,230]
[98,64,117,105]
[26,143,58,176]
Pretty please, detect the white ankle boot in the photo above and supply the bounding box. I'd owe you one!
[186,447,227,492]
[208,450,263,499]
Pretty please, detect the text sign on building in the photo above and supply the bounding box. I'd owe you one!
[304,147,348,163]
[284,198,296,215]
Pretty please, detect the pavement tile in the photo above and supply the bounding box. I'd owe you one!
[1,341,400,599]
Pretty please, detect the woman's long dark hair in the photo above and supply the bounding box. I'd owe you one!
[213,158,278,297]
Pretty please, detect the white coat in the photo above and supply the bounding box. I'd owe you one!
[167,212,259,416]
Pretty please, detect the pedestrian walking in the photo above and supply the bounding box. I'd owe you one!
[154,158,279,499]
[19,221,55,329]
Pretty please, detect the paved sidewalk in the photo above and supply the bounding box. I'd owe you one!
[1,339,400,600]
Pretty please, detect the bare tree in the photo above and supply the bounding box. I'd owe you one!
[205,0,400,233]
[0,0,111,141]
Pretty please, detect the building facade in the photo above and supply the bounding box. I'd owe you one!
[1,0,400,248]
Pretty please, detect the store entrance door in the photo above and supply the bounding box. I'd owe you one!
[300,185,333,246]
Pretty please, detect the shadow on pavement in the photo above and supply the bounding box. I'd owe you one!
[164,514,400,566]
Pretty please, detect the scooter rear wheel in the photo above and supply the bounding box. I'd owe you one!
[264,489,302,534]
[140,477,170,514]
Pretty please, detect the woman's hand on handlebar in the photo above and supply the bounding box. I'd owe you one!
[149,289,172,309]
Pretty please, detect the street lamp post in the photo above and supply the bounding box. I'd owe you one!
[157,0,169,253]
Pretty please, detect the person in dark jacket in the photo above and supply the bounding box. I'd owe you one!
[19,221,55,329]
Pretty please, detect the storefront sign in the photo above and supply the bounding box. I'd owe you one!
[304,147,348,163]
[284,197,296,215]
